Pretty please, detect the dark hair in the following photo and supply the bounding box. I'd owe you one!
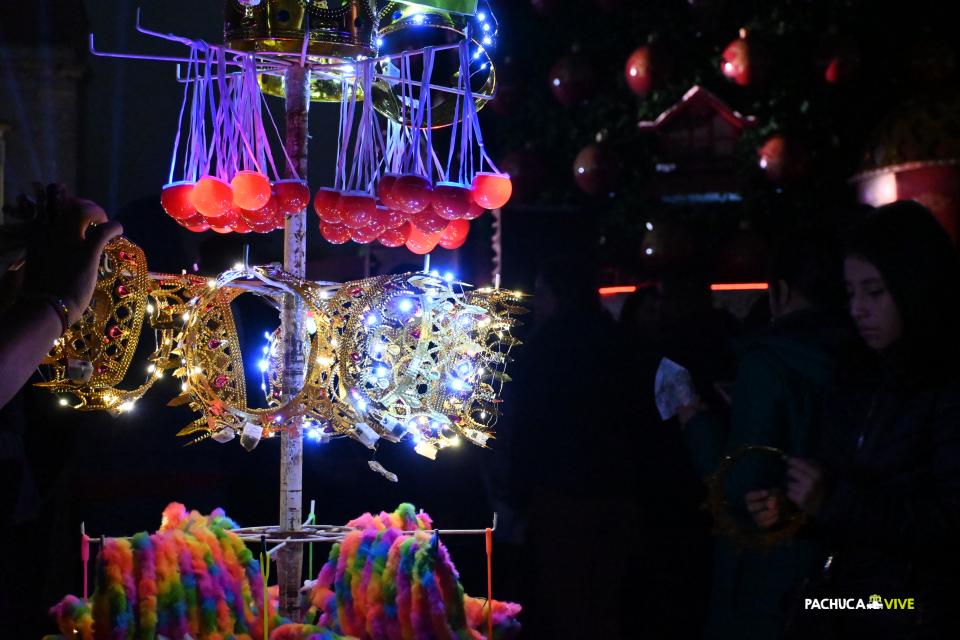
[768,227,843,311]
[844,200,960,382]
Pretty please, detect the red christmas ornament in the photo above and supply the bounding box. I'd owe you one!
[231,216,254,234]
[377,174,402,210]
[438,219,470,250]
[722,38,749,85]
[757,134,809,184]
[161,182,197,220]
[313,187,343,223]
[392,175,433,214]
[208,208,240,234]
[406,225,443,255]
[176,212,210,233]
[548,55,596,106]
[471,172,513,209]
[463,201,486,220]
[191,176,234,219]
[431,182,473,220]
[625,46,653,96]
[378,222,412,248]
[573,143,619,195]
[320,221,352,244]
[373,206,406,230]
[273,179,311,215]
[339,192,378,229]
[350,223,383,244]
[410,207,449,234]
[231,170,271,211]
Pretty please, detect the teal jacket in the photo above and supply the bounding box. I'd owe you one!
[683,309,841,640]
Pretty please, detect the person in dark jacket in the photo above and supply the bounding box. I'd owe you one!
[762,201,960,638]
[677,229,846,640]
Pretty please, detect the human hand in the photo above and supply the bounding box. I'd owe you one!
[24,185,123,324]
[786,457,825,515]
[745,489,783,529]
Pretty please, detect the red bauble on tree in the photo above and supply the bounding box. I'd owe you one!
[823,39,861,85]
[721,30,768,87]
[625,46,654,96]
[573,142,619,195]
[624,42,673,97]
[548,55,596,106]
[758,134,810,184]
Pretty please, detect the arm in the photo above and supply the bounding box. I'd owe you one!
[0,197,122,409]
[682,351,785,479]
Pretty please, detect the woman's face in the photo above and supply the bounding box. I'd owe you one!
[844,256,903,351]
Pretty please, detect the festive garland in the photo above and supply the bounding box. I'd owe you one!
[306,504,521,640]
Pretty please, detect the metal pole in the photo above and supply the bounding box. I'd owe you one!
[278,62,309,621]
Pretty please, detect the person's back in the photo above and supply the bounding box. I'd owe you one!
[694,308,842,640]
[677,228,846,639]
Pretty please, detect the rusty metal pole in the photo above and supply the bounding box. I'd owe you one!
[278,62,309,621]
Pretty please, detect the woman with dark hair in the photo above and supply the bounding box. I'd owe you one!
[759,201,960,638]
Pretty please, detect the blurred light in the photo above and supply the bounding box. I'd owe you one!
[598,286,637,296]
[645,247,654,255]
[376,37,384,47]
[118,400,135,413]
[645,222,654,231]
[146,304,155,314]
[258,359,269,372]
[482,35,492,46]
[59,398,69,406]
[477,11,486,20]
[711,282,769,291]
[444,271,455,282]
[398,298,414,313]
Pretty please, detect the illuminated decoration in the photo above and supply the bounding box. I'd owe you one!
[39,239,523,458]
[162,47,290,233]
[710,282,769,292]
[36,239,203,412]
[706,445,807,549]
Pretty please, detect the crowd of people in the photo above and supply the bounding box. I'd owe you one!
[3,191,960,638]
[502,200,960,638]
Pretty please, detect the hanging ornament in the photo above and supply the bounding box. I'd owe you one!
[373,206,406,230]
[377,174,402,210]
[350,223,383,245]
[176,212,211,233]
[758,134,809,184]
[320,221,352,244]
[160,182,197,221]
[340,192,378,229]
[625,46,654,96]
[410,207,450,234]
[272,179,310,215]
[721,29,755,86]
[548,54,596,106]
[438,219,470,250]
[192,176,235,219]
[230,170,271,211]
[470,173,512,209]
[314,187,343,224]
[463,201,486,220]
[432,182,473,220]
[823,40,861,85]
[573,142,619,195]
[378,222,412,248]
[406,226,443,254]
[392,175,433,214]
